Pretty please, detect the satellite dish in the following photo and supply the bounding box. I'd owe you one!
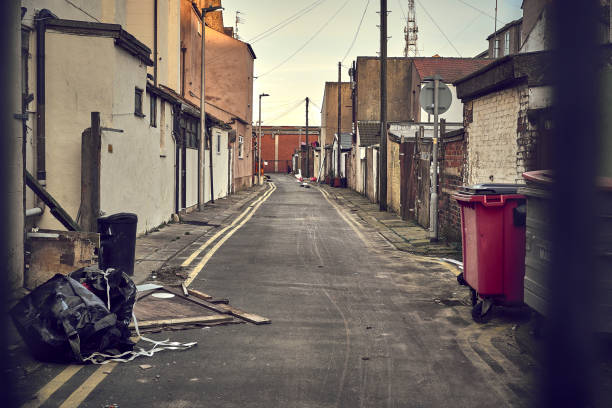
[419,80,452,115]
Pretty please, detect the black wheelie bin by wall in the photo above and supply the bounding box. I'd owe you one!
[97,213,138,276]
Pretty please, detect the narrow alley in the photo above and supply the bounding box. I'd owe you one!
[11,175,537,407]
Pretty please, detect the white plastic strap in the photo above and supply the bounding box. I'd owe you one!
[82,269,197,365]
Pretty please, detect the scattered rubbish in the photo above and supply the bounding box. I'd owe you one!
[8,345,19,351]
[136,283,163,292]
[189,378,200,382]
[11,273,134,363]
[366,326,372,330]
[439,258,463,269]
[132,285,270,333]
[152,292,175,299]
[103,370,112,374]
[104,404,119,408]
[139,364,153,370]
[362,357,370,361]
[153,265,189,284]
[181,282,189,296]
[512,325,518,331]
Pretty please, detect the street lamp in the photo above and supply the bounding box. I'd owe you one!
[199,5,222,209]
[258,93,269,185]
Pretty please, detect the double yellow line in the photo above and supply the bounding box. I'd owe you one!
[23,184,276,408]
[183,182,276,286]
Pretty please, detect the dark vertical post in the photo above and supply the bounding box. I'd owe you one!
[379,0,388,211]
[543,1,601,407]
[337,61,342,179]
[80,112,101,232]
[305,97,309,178]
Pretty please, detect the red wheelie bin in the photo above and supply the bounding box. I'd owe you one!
[453,184,527,323]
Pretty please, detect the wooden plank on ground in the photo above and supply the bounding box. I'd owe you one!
[222,305,271,325]
[161,287,271,325]
[130,314,232,329]
[187,288,213,301]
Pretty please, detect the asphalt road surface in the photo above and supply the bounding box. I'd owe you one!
[14,175,536,407]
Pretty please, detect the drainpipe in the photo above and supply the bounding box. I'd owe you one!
[173,104,180,214]
[35,10,53,185]
[153,0,158,85]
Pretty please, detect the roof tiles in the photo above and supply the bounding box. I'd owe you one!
[412,58,493,83]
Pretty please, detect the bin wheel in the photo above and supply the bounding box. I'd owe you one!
[470,288,478,306]
[472,300,493,324]
[457,273,467,286]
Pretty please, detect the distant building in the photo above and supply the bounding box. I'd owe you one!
[260,126,320,174]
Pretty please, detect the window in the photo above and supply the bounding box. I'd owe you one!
[182,116,200,149]
[505,31,511,55]
[494,38,500,58]
[216,132,221,154]
[238,135,244,158]
[134,88,144,117]
[150,93,157,127]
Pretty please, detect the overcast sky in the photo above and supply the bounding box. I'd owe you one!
[220,0,523,126]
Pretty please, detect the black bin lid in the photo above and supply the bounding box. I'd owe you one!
[97,213,138,225]
[458,183,524,195]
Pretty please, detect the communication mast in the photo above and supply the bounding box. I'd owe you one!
[404,0,418,57]
[235,11,244,40]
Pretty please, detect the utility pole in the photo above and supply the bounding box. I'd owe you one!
[305,97,309,178]
[258,93,269,185]
[3,0,24,294]
[494,0,498,57]
[379,0,388,211]
[337,61,342,180]
[199,4,222,209]
[429,75,440,241]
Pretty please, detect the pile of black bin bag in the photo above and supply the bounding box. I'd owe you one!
[11,267,136,363]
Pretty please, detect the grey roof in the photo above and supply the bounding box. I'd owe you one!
[336,133,352,150]
[357,121,380,146]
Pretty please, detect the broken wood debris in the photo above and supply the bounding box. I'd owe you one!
[131,315,232,329]
[131,285,270,333]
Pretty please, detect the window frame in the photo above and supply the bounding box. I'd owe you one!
[504,31,511,56]
[238,135,244,159]
[494,38,500,58]
[216,132,221,154]
[134,87,144,117]
[149,93,157,127]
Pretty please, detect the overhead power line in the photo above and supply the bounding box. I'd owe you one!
[342,0,371,63]
[248,0,329,44]
[257,0,352,78]
[415,0,462,57]
[263,99,305,124]
[454,0,508,25]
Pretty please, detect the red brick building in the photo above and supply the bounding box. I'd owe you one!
[259,126,320,173]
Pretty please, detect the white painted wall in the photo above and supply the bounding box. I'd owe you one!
[186,148,198,208]
[41,29,179,234]
[41,33,115,231]
[203,126,230,202]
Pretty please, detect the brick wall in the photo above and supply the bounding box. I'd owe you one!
[438,129,466,243]
[465,87,521,185]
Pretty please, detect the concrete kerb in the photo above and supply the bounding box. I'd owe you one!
[132,184,269,285]
[317,183,462,274]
